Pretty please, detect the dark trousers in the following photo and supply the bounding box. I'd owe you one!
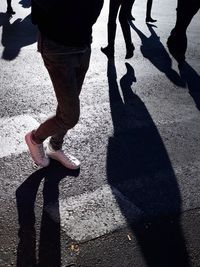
[168,0,200,57]
[146,0,153,19]
[7,0,12,8]
[34,33,91,150]
[107,0,133,50]
[174,0,200,34]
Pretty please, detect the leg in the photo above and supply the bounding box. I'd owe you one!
[25,34,91,168]
[33,34,87,144]
[6,0,15,14]
[45,47,91,169]
[146,0,156,22]
[175,0,200,34]
[49,47,91,150]
[119,0,135,59]
[128,0,136,21]
[101,0,121,59]
[167,0,200,62]
[7,0,11,8]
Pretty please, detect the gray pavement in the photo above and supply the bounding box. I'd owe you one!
[0,0,200,266]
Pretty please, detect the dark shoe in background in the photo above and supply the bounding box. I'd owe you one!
[146,17,157,23]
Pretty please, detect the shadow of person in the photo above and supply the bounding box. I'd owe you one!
[0,13,37,60]
[16,160,79,267]
[19,0,31,8]
[0,12,10,26]
[106,61,190,266]
[130,22,185,87]
[179,62,200,111]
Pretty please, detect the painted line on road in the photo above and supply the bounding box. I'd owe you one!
[0,115,39,158]
[45,184,143,242]
[1,108,200,159]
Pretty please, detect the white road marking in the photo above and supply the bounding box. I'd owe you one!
[0,108,199,159]
[45,184,143,242]
[0,115,39,158]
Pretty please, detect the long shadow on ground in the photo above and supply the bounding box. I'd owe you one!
[106,61,190,266]
[16,160,79,267]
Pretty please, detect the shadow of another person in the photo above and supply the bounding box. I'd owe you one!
[130,22,185,87]
[179,62,200,111]
[0,13,37,60]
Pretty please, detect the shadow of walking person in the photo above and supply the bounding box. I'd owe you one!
[130,22,185,87]
[16,160,79,267]
[0,13,37,60]
[106,61,190,266]
[179,62,200,111]
[0,12,9,27]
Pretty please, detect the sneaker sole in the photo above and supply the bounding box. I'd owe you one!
[47,153,80,170]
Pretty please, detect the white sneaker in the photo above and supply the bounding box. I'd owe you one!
[25,131,50,167]
[46,144,80,170]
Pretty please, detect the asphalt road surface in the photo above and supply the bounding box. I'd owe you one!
[0,0,200,266]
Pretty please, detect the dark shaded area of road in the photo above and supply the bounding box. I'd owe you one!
[16,161,79,267]
[106,61,190,266]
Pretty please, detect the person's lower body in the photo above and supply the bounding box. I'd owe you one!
[128,0,136,21]
[101,0,120,59]
[128,14,135,21]
[101,21,117,59]
[25,33,91,168]
[146,0,156,23]
[6,0,15,14]
[167,29,187,64]
[119,0,135,59]
[101,0,134,59]
[167,0,200,63]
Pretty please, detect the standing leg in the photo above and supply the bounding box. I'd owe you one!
[128,0,136,21]
[101,0,121,59]
[119,0,135,59]
[146,0,156,23]
[45,48,91,169]
[25,34,91,168]
[174,0,200,34]
[167,0,200,62]
[6,0,15,14]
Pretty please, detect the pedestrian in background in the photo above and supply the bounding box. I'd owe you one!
[167,0,200,63]
[25,0,104,169]
[101,0,135,60]
[128,0,157,23]
[128,0,136,21]
[146,0,157,22]
[6,0,15,14]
